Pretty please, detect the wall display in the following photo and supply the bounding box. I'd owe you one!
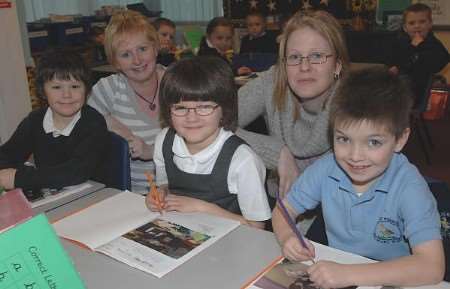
[415,0,450,28]
[223,0,349,27]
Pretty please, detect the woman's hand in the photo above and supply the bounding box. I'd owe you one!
[278,146,300,197]
[128,135,153,160]
[307,261,354,289]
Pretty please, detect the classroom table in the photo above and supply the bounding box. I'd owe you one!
[46,188,450,289]
[46,188,282,289]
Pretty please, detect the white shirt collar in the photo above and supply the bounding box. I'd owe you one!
[172,128,231,163]
[249,31,266,40]
[43,107,81,138]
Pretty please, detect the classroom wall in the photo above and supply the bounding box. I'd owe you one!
[0,0,31,144]
[434,31,450,83]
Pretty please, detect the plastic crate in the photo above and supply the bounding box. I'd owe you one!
[27,22,50,52]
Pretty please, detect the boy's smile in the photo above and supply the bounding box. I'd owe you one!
[44,76,85,129]
[333,120,409,193]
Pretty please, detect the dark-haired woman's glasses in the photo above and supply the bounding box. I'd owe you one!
[170,104,219,116]
[285,52,333,66]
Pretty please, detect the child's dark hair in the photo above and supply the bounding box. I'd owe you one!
[246,11,266,21]
[153,17,176,30]
[159,56,237,131]
[403,3,432,22]
[35,50,91,100]
[329,67,413,140]
[206,17,233,36]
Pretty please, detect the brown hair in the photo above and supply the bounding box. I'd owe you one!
[403,3,432,23]
[274,10,349,112]
[329,66,413,141]
[159,56,237,131]
[36,50,91,101]
[206,17,234,36]
[104,10,159,66]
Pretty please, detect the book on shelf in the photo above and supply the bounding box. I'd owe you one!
[0,213,86,289]
[242,242,379,289]
[53,191,241,278]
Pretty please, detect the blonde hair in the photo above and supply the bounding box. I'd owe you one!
[104,10,159,66]
[273,10,349,112]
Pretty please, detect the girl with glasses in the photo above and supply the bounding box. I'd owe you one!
[237,10,350,198]
[146,56,271,228]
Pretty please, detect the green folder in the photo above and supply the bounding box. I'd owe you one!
[0,214,86,289]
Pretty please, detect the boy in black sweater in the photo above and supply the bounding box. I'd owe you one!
[387,3,449,107]
[0,51,108,193]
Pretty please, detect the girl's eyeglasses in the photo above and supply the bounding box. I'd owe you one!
[170,104,219,116]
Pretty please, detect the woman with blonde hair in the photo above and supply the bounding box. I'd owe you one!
[237,10,349,196]
[88,10,165,193]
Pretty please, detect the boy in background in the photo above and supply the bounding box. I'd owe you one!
[153,17,177,66]
[387,3,449,107]
[273,67,444,288]
[239,11,278,55]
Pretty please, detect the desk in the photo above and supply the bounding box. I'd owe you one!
[46,188,282,289]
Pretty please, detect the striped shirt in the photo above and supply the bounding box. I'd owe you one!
[88,72,163,193]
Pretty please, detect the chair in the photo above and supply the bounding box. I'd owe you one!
[426,177,450,281]
[410,75,434,165]
[94,131,131,191]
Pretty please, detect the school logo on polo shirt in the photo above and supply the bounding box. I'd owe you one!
[374,217,402,243]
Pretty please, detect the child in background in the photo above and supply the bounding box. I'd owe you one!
[153,17,177,67]
[0,51,108,194]
[239,11,278,55]
[146,56,271,229]
[387,3,449,107]
[272,67,444,288]
[198,17,234,63]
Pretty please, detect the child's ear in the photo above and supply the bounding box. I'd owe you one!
[394,128,410,152]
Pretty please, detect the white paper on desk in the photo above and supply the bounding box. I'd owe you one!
[31,182,93,209]
[53,191,240,278]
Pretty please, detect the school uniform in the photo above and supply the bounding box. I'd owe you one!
[0,106,108,191]
[154,127,271,221]
[286,152,441,261]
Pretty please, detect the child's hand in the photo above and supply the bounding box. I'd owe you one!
[0,168,16,190]
[282,235,315,262]
[164,194,208,213]
[411,32,425,47]
[145,186,168,212]
[307,260,354,289]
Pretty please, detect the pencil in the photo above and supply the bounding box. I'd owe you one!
[275,191,315,263]
[145,172,162,214]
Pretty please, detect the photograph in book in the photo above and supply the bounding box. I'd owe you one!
[254,260,356,289]
[123,218,211,259]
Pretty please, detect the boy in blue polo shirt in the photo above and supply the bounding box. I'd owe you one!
[272,67,445,288]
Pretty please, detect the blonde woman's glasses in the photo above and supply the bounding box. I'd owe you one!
[285,52,334,66]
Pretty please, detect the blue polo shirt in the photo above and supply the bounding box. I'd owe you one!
[286,152,441,261]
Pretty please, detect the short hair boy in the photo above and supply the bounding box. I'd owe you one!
[272,67,445,287]
[239,11,278,55]
[387,3,449,107]
[153,17,177,66]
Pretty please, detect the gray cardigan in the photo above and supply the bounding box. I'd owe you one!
[237,66,334,171]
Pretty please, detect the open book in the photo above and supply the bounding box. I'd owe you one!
[53,191,240,278]
[243,242,379,289]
